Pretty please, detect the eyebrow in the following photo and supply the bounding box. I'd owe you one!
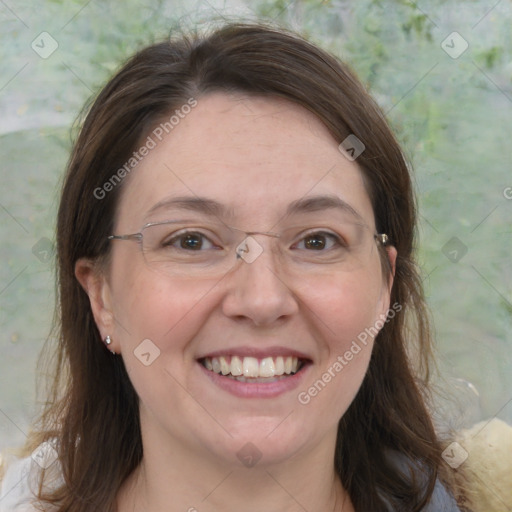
[145,194,366,223]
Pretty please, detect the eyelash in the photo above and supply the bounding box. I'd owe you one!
[164,229,346,251]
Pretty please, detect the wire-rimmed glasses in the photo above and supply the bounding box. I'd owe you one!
[108,219,389,278]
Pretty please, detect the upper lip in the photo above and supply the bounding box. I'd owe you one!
[197,346,313,361]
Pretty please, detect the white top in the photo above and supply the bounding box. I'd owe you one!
[0,450,60,512]
[1,456,42,511]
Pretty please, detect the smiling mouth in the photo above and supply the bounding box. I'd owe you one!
[199,355,308,382]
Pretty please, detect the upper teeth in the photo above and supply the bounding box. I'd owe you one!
[203,356,300,378]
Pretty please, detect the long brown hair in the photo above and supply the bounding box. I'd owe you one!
[24,22,453,511]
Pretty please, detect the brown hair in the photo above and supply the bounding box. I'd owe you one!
[24,22,454,511]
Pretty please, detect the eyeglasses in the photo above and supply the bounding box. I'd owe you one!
[108,219,389,278]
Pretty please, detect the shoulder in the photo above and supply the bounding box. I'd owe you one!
[423,478,462,512]
[384,449,461,512]
[0,454,41,511]
[0,443,62,512]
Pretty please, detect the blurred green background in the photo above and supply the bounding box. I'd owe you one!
[1,0,511,452]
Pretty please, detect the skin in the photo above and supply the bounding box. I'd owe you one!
[76,93,397,512]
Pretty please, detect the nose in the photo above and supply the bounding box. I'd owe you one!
[221,235,299,326]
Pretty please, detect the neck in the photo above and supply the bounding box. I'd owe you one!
[116,417,353,512]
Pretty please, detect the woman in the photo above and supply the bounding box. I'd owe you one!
[0,23,463,511]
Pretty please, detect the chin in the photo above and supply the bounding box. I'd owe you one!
[204,417,309,467]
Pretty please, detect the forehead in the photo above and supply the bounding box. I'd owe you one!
[115,92,375,230]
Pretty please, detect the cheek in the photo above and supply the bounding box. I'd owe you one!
[298,266,385,349]
[295,269,384,415]
[109,255,218,354]
[109,264,223,415]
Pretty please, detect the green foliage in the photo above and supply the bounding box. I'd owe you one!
[476,45,504,68]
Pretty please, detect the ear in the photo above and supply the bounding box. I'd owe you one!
[75,258,115,348]
[385,245,397,292]
[376,245,398,320]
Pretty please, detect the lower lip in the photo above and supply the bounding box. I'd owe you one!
[197,361,311,398]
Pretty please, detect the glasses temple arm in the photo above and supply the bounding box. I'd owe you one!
[107,233,143,241]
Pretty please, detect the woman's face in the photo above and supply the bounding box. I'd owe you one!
[82,93,396,469]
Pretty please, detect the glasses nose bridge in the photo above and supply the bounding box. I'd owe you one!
[227,225,284,267]
[227,224,281,239]
[243,231,281,241]
[228,225,282,254]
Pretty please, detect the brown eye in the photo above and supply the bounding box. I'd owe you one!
[180,233,203,250]
[295,231,346,252]
[296,231,342,251]
[163,231,215,251]
[305,234,327,250]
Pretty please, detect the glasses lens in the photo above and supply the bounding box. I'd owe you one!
[139,220,379,277]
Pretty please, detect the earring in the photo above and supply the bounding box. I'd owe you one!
[104,335,116,355]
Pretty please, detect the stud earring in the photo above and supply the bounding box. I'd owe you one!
[104,335,116,355]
